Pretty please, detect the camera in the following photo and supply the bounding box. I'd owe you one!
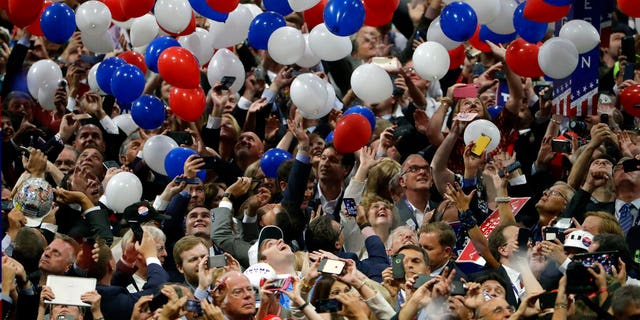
[569,120,588,135]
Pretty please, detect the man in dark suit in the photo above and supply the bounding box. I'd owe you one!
[394,154,438,230]
[418,221,467,282]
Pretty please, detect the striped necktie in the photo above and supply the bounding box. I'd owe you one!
[619,203,634,235]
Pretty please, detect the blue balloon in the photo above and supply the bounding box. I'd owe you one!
[440,2,478,42]
[41,3,76,44]
[189,0,229,22]
[513,2,547,43]
[96,58,126,96]
[247,12,286,50]
[145,36,181,73]
[343,106,375,132]
[542,0,572,6]
[164,147,206,180]
[263,0,293,16]
[479,25,517,44]
[131,95,166,130]
[111,64,145,104]
[324,0,365,37]
[325,131,334,143]
[260,148,293,178]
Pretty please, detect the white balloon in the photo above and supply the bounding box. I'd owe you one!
[209,5,252,49]
[27,59,62,98]
[131,14,159,47]
[75,1,112,34]
[299,80,335,119]
[113,18,134,29]
[324,82,337,111]
[105,172,143,213]
[463,119,501,152]
[466,0,500,25]
[288,0,320,12]
[242,3,263,19]
[296,34,321,68]
[113,114,139,136]
[559,20,600,54]
[88,63,106,95]
[81,30,115,54]
[142,135,179,175]
[427,16,461,50]
[37,83,57,111]
[413,41,450,80]
[350,64,393,104]
[179,28,214,66]
[486,0,517,35]
[268,27,305,65]
[207,49,246,93]
[538,37,579,79]
[290,73,330,119]
[155,0,193,34]
[308,24,352,61]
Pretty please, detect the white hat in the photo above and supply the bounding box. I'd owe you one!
[563,230,593,252]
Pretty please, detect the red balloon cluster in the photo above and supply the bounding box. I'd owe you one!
[25,1,52,36]
[505,39,543,78]
[618,0,640,18]
[207,0,240,14]
[364,0,399,27]
[448,45,465,70]
[524,0,571,23]
[620,85,640,118]
[120,0,154,19]
[333,114,372,154]
[118,51,148,74]
[7,0,44,27]
[169,87,206,122]
[303,0,327,29]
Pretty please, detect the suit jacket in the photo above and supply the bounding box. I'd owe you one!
[469,265,519,308]
[393,197,438,230]
[210,205,255,268]
[97,262,168,320]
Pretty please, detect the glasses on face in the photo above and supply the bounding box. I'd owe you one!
[542,188,567,202]
[479,305,515,318]
[402,165,430,175]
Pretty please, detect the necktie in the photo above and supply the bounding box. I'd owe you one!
[619,203,634,234]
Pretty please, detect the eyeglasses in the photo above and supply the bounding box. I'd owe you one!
[542,188,567,202]
[402,165,430,175]
[478,305,516,318]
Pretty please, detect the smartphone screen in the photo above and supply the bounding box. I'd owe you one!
[343,198,357,216]
[166,131,193,146]
[220,76,236,90]
[622,36,636,63]
[624,64,636,81]
[103,160,120,170]
[185,300,202,314]
[318,258,346,275]
[573,251,619,274]
[623,158,640,172]
[471,135,491,156]
[208,255,227,268]
[551,139,571,153]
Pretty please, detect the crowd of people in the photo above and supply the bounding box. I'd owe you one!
[3,0,640,319]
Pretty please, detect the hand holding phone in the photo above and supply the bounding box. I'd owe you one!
[343,198,357,217]
[391,254,405,279]
[318,258,346,275]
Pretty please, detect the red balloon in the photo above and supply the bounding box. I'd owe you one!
[303,0,327,30]
[25,1,52,36]
[618,0,640,18]
[448,45,465,70]
[169,86,206,122]
[364,3,394,27]
[620,85,640,117]
[333,114,372,154]
[159,12,196,37]
[8,0,44,27]
[158,47,201,89]
[118,51,148,74]
[120,0,154,18]
[469,25,491,52]
[364,0,399,12]
[0,0,7,10]
[103,0,129,22]
[206,0,239,14]
[505,39,543,78]
[523,0,570,23]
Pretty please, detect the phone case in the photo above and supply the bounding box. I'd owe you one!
[471,135,491,156]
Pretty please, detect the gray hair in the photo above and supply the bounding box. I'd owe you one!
[120,225,166,251]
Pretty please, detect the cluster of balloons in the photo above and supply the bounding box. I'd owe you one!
[333,107,375,153]
[26,59,63,111]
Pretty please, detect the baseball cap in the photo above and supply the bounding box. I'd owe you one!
[258,225,283,251]
[123,201,170,223]
[13,178,54,227]
[564,230,593,252]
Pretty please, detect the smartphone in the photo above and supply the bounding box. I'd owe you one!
[453,112,479,122]
[208,255,227,268]
[18,146,31,158]
[149,291,169,311]
[623,63,636,81]
[219,76,236,91]
[623,158,640,172]
[415,28,426,41]
[185,300,203,315]
[494,70,506,81]
[315,299,342,313]
[544,227,566,243]
[72,113,92,121]
[554,218,572,229]
[267,275,292,291]
[82,237,96,267]
[413,274,433,289]
[371,56,400,72]
[103,160,120,170]
[199,156,218,170]
[166,131,193,146]
[472,63,485,77]
[572,251,619,274]
[600,113,610,126]
[453,85,479,99]
[391,253,405,279]
[251,67,267,82]
[517,228,531,252]
[551,139,571,153]
[450,280,467,296]
[129,221,143,243]
[318,258,346,275]
[1,200,14,212]
[58,79,68,88]
[534,81,553,100]
[471,135,491,156]
[175,177,202,184]
[538,291,558,310]
[290,70,309,77]
[343,198,357,217]
[622,35,636,63]
[56,316,76,320]
[499,161,522,178]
